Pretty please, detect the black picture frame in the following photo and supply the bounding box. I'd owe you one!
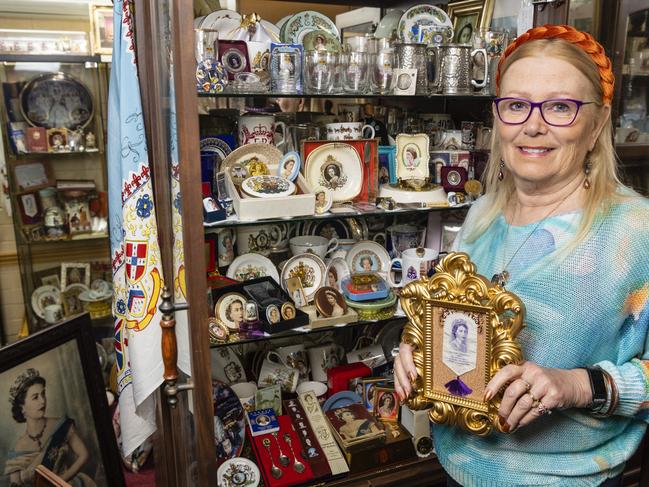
[0,313,124,487]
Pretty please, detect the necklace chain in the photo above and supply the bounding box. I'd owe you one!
[27,420,46,450]
[491,193,572,287]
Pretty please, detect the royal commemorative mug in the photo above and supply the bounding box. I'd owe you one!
[237,224,285,255]
[238,113,286,146]
[325,122,375,141]
[289,235,339,260]
[388,247,439,287]
[258,351,300,393]
[43,304,63,324]
[307,343,345,382]
[275,344,310,381]
[296,381,328,404]
[230,381,258,412]
[346,344,387,369]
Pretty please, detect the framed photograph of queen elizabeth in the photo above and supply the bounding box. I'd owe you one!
[400,252,525,436]
[0,313,124,486]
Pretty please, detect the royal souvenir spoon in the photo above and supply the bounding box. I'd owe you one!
[273,431,291,466]
[283,433,306,473]
[262,437,283,479]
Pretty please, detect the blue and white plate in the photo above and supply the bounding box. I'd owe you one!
[322,391,363,412]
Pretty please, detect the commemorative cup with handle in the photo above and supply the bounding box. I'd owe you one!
[388,247,439,287]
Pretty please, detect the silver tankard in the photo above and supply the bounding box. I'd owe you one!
[395,43,431,95]
[433,44,487,94]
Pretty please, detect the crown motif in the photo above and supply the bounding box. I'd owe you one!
[289,262,315,288]
[9,368,40,404]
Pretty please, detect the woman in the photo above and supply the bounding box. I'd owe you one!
[225,299,244,329]
[335,408,382,441]
[327,267,338,288]
[4,368,94,486]
[377,392,396,418]
[449,319,468,353]
[325,290,344,317]
[394,25,649,486]
[281,158,296,179]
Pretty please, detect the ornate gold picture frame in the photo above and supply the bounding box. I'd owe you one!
[400,252,525,436]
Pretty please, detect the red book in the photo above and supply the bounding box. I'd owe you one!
[26,127,47,152]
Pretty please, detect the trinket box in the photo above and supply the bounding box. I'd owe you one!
[326,363,372,397]
[247,408,280,436]
[341,273,390,302]
[344,291,397,321]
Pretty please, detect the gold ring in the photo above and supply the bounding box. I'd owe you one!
[527,391,539,407]
[537,401,551,415]
[521,380,531,392]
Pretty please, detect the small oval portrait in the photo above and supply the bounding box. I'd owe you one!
[281,302,296,320]
[277,151,301,181]
[402,143,421,169]
[326,258,350,292]
[314,286,347,318]
[313,185,333,215]
[266,304,281,324]
[215,292,247,331]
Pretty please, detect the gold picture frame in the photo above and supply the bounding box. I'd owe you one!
[400,252,525,436]
[447,0,496,43]
[89,4,114,55]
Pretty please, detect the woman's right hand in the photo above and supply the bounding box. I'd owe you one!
[394,342,417,402]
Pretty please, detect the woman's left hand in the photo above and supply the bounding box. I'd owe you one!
[483,361,593,432]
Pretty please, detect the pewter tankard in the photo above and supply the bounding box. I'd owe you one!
[433,44,487,94]
[395,43,431,95]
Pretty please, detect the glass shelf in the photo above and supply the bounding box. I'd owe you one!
[210,315,406,348]
[198,91,495,100]
[204,203,470,230]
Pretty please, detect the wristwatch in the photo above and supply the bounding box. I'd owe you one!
[585,366,608,411]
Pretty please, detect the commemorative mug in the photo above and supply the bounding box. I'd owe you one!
[388,247,439,287]
[308,344,345,382]
[325,122,375,141]
[432,44,487,94]
[346,344,387,369]
[388,224,426,258]
[296,381,328,404]
[258,351,300,393]
[237,224,285,255]
[216,228,237,267]
[275,344,310,381]
[230,381,258,412]
[43,304,63,324]
[289,235,339,259]
[238,113,286,146]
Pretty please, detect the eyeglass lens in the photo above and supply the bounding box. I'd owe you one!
[497,98,580,126]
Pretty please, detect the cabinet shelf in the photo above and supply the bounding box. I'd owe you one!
[211,315,406,348]
[11,149,100,158]
[205,204,470,230]
[199,92,494,100]
[0,54,101,64]
[25,233,108,246]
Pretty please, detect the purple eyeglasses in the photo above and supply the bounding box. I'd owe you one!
[494,97,595,126]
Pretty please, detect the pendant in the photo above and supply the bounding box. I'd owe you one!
[491,270,509,287]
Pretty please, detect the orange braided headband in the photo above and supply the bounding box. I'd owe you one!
[496,24,614,105]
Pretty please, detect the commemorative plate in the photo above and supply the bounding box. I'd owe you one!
[199,9,241,39]
[375,9,404,39]
[214,291,248,331]
[20,72,94,130]
[281,10,339,44]
[31,285,61,319]
[217,457,260,487]
[220,143,283,173]
[241,175,295,198]
[281,253,327,303]
[277,151,301,181]
[345,240,392,275]
[302,29,342,53]
[212,380,246,465]
[226,253,280,284]
[397,4,453,46]
[305,143,363,203]
[325,257,351,292]
[322,391,363,412]
[200,136,233,170]
[211,347,247,384]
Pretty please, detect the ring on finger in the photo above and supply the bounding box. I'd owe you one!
[527,391,539,407]
[520,379,531,392]
[537,401,551,415]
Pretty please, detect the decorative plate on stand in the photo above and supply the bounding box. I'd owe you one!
[281,253,327,303]
[345,240,391,274]
[227,253,280,283]
[281,10,339,44]
[220,144,283,173]
[397,4,453,46]
[305,143,363,203]
[31,285,61,319]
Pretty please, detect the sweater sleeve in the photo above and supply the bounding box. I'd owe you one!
[595,283,649,421]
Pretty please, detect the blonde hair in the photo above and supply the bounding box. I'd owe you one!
[466,38,624,249]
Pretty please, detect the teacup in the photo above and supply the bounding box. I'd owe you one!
[388,247,439,287]
[43,304,63,324]
[275,344,310,381]
[326,122,375,141]
[296,381,328,404]
[308,344,345,382]
[289,236,339,260]
[230,381,258,412]
[238,113,286,146]
[258,351,300,393]
[346,344,387,369]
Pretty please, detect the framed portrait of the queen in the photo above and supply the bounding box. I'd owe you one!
[0,314,124,486]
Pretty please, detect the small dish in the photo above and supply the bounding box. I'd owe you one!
[325,257,351,292]
[281,253,327,303]
[322,390,363,412]
[305,143,363,203]
[214,292,248,331]
[226,253,280,284]
[31,285,61,319]
[345,240,391,275]
[217,457,260,487]
[277,151,301,182]
[241,175,296,198]
[313,185,333,214]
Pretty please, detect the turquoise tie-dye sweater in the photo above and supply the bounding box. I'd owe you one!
[435,190,649,487]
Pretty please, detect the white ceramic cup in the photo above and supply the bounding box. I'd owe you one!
[307,344,345,382]
[346,344,387,370]
[289,235,339,260]
[325,122,375,141]
[43,304,63,324]
[230,381,258,412]
[238,113,286,146]
[296,381,328,404]
[237,224,285,255]
[216,228,237,267]
[388,247,439,287]
[258,351,300,393]
[275,344,310,381]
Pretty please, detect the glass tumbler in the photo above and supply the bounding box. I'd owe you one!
[371,50,395,95]
[342,51,370,94]
[304,50,338,94]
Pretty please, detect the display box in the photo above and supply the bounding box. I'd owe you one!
[225,169,315,221]
[341,422,416,473]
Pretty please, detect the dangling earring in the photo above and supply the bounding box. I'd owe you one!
[498,159,505,181]
[583,160,592,189]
